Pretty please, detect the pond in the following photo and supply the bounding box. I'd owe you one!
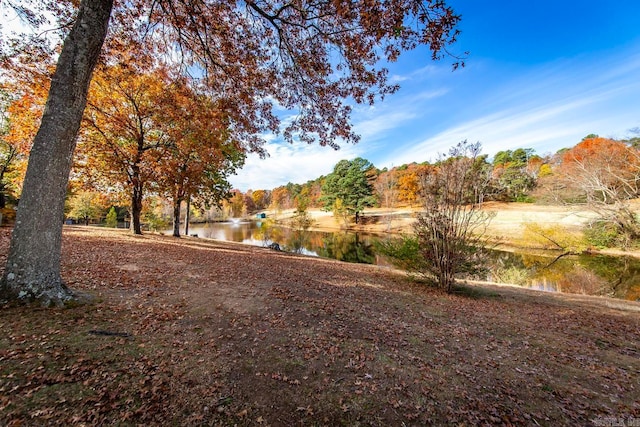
[168,220,640,301]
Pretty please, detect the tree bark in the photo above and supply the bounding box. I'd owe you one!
[184,194,191,236]
[0,186,6,209]
[0,0,113,306]
[172,198,182,237]
[131,179,144,235]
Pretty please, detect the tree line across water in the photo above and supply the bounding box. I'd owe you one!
[226,134,640,242]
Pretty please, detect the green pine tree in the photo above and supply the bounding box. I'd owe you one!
[320,158,377,224]
[105,206,118,228]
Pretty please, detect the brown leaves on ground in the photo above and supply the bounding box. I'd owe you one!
[1,226,639,425]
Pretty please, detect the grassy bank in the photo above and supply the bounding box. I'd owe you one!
[1,227,639,425]
[268,203,594,239]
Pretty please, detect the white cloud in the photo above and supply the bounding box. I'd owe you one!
[230,139,363,191]
[389,64,439,84]
[381,49,640,165]
[389,74,409,84]
[353,110,418,140]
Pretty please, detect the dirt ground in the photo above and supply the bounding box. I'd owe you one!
[1,226,639,425]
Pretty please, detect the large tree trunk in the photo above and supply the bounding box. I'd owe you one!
[172,198,182,237]
[131,179,144,235]
[0,0,113,306]
[184,194,191,236]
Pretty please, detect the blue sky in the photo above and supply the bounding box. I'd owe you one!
[231,0,640,191]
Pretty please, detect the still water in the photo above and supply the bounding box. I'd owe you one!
[171,220,640,301]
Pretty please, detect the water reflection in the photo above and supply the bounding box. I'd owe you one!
[288,230,312,254]
[168,222,640,300]
[489,250,640,300]
[317,233,376,264]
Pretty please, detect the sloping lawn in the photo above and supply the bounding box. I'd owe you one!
[1,227,639,425]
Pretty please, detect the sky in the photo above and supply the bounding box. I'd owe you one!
[230,0,640,191]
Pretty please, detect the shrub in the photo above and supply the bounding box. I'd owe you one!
[522,222,586,252]
[583,220,621,248]
[379,141,494,292]
[105,207,118,228]
[144,211,168,232]
[413,141,494,292]
[492,265,529,285]
[290,209,314,231]
[375,235,428,275]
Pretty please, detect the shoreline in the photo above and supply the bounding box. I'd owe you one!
[258,203,640,259]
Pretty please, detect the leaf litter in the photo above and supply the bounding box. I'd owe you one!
[0,226,638,425]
